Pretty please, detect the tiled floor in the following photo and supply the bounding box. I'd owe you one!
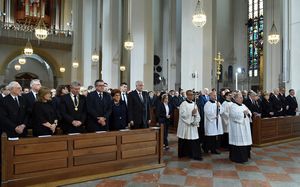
[64,134,300,187]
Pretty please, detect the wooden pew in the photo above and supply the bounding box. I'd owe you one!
[252,116,300,147]
[1,127,165,187]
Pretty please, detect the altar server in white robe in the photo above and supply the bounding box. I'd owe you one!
[177,90,202,161]
[220,92,233,149]
[203,91,224,154]
[228,92,252,163]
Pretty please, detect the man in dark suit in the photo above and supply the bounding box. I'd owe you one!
[286,89,298,116]
[23,79,41,127]
[120,82,128,106]
[86,80,112,132]
[270,88,285,116]
[128,80,151,129]
[244,91,261,116]
[0,81,28,138]
[60,81,87,134]
[0,84,9,100]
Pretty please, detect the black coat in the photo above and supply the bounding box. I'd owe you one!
[23,91,38,127]
[86,91,112,132]
[60,94,87,133]
[261,98,274,118]
[244,98,261,114]
[286,95,298,116]
[156,101,173,124]
[52,96,62,121]
[0,95,28,137]
[128,90,151,129]
[32,101,57,136]
[109,101,128,131]
[270,94,285,116]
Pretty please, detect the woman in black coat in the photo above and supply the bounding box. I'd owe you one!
[156,94,173,149]
[109,89,128,131]
[261,92,275,118]
[32,87,58,136]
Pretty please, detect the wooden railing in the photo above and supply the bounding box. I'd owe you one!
[1,127,164,187]
[252,116,300,147]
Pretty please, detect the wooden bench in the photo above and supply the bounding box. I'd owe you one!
[252,116,300,147]
[1,127,165,187]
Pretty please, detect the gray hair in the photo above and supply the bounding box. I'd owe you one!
[233,92,243,100]
[70,81,81,87]
[7,81,21,91]
[30,79,41,88]
[135,80,144,86]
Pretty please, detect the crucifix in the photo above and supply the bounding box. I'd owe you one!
[213,52,224,130]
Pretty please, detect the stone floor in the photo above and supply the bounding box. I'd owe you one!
[63,134,300,187]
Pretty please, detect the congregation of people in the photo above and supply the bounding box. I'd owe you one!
[0,80,298,164]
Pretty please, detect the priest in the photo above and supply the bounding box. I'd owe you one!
[228,92,252,163]
[177,90,202,161]
[203,91,224,154]
[220,91,233,149]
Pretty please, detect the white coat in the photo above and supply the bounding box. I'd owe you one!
[204,101,224,136]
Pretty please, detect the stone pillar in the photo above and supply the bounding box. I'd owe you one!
[286,0,300,104]
[130,0,153,91]
[180,0,204,91]
[264,0,282,91]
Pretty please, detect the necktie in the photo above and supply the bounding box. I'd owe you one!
[123,93,127,104]
[99,93,103,100]
[14,97,19,107]
[74,95,78,106]
[139,92,144,103]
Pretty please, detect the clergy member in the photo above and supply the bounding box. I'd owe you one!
[203,91,224,154]
[177,90,202,160]
[228,92,252,163]
[220,91,233,149]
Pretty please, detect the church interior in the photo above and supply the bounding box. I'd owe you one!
[1,0,300,186]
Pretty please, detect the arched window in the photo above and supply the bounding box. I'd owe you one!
[247,0,263,78]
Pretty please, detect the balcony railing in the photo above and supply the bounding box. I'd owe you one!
[0,22,73,45]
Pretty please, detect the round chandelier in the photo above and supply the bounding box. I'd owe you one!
[18,57,26,65]
[120,65,126,72]
[60,67,66,73]
[35,19,48,40]
[268,23,280,45]
[124,33,134,50]
[192,0,206,28]
[14,64,21,71]
[91,49,99,62]
[24,39,33,55]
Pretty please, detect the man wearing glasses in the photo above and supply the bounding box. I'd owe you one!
[86,79,112,132]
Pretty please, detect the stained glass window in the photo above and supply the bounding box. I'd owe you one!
[248,0,263,77]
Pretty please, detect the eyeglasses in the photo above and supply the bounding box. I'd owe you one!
[96,84,105,87]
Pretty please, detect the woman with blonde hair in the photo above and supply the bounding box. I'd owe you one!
[32,87,58,136]
[261,91,274,118]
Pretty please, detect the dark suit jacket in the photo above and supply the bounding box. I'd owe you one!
[23,91,37,127]
[128,90,151,129]
[60,94,87,134]
[109,101,128,131]
[286,95,298,116]
[244,98,261,114]
[270,94,284,116]
[156,101,173,124]
[261,98,274,118]
[86,91,112,132]
[0,95,28,137]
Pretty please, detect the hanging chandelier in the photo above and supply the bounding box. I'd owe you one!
[268,0,280,45]
[18,57,26,65]
[35,19,48,40]
[15,64,21,71]
[192,0,206,28]
[24,39,33,55]
[60,67,66,73]
[268,22,280,45]
[124,33,134,50]
[91,49,99,62]
[72,58,79,68]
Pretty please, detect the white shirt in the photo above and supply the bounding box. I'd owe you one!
[204,101,224,136]
[228,103,252,146]
[177,100,201,140]
[164,103,170,117]
[121,92,127,104]
[221,100,233,133]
